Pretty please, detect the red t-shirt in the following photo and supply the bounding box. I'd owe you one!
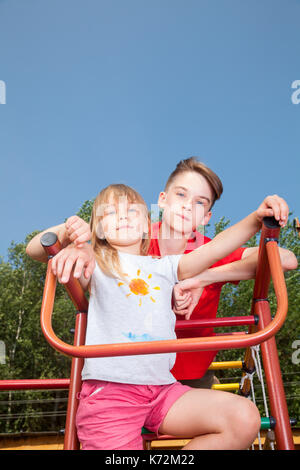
[148,222,246,380]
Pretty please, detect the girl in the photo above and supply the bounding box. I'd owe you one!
[51,183,287,450]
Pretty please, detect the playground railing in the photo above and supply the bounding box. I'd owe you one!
[0,217,295,450]
[40,219,288,358]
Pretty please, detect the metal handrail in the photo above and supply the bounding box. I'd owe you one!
[40,217,288,359]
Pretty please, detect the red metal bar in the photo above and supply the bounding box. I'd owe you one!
[64,312,87,451]
[257,300,294,450]
[215,331,247,336]
[255,240,295,450]
[175,316,256,331]
[0,379,69,390]
[239,219,277,399]
[248,218,294,450]
[252,217,280,301]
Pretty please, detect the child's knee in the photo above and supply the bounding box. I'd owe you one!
[231,399,261,447]
[244,400,261,432]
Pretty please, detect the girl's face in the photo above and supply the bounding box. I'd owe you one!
[96,194,149,248]
[158,171,213,237]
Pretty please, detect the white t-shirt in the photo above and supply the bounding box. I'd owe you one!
[81,251,182,385]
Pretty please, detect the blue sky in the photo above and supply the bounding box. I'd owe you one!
[1,0,300,258]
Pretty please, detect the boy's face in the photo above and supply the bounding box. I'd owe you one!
[158,171,213,237]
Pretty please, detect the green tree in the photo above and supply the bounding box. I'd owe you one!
[0,235,75,432]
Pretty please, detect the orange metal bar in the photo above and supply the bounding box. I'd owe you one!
[39,221,288,359]
[40,257,287,357]
[40,232,88,314]
[40,234,87,450]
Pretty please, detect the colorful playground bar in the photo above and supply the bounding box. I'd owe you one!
[0,217,296,450]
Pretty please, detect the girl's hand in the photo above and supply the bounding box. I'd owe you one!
[65,216,92,247]
[172,278,205,320]
[256,195,289,227]
[51,243,95,284]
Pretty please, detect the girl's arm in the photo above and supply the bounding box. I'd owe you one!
[51,242,95,290]
[187,251,258,286]
[174,239,297,319]
[177,195,289,281]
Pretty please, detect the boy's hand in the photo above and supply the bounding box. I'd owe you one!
[173,278,205,320]
[65,216,92,248]
[51,243,95,284]
[256,195,289,227]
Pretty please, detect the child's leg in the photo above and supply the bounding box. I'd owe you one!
[159,388,261,450]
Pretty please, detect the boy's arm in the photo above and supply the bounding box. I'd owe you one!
[173,253,258,318]
[177,195,288,281]
[194,252,258,284]
[178,245,296,293]
[26,223,69,263]
[242,246,298,271]
[26,216,91,264]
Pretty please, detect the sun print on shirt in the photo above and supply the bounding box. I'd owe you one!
[118,269,161,307]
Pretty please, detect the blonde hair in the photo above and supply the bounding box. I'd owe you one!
[164,157,223,208]
[90,184,151,279]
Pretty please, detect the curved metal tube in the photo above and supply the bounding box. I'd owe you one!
[40,239,288,359]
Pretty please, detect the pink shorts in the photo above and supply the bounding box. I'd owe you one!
[76,380,190,450]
